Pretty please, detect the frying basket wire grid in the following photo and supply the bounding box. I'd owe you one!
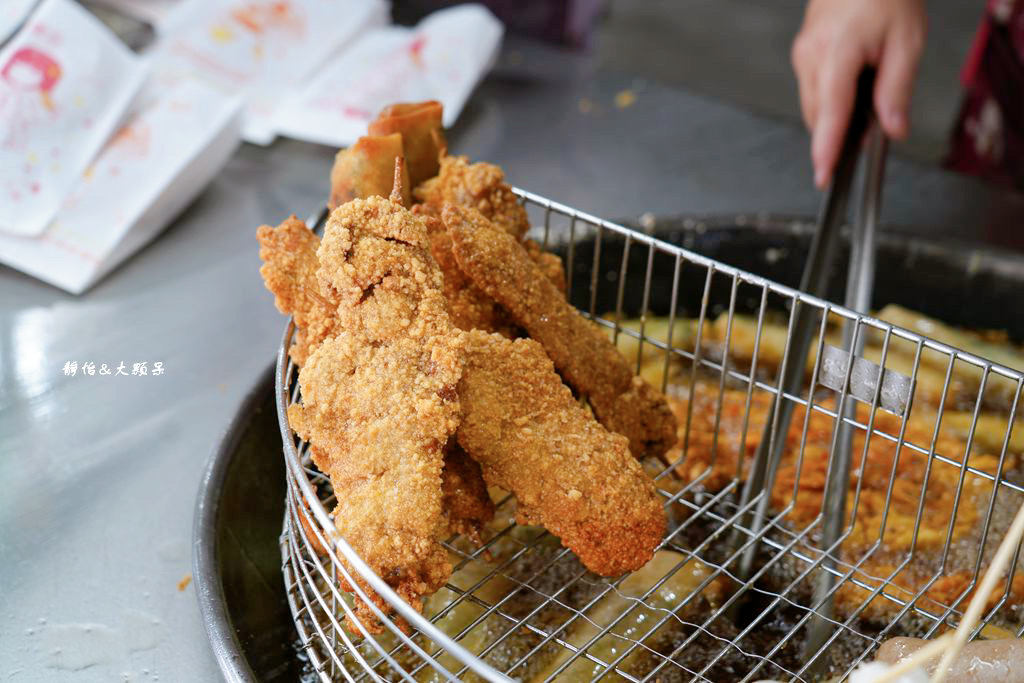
[278,190,1024,682]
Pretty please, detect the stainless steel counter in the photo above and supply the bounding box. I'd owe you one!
[2,36,1022,680]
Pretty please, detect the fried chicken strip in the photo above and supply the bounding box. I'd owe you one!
[441,444,495,544]
[415,155,530,239]
[257,215,339,366]
[416,206,565,334]
[413,153,572,332]
[424,214,518,334]
[288,196,464,633]
[258,211,492,543]
[456,330,665,575]
[445,204,678,460]
[523,237,567,294]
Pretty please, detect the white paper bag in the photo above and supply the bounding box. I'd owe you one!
[0,77,242,294]
[88,0,183,31]
[0,0,147,237]
[149,0,388,144]
[0,0,36,45]
[273,4,503,148]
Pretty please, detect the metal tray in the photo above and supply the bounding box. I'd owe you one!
[193,214,1024,682]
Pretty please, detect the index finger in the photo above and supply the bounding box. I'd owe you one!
[812,46,864,188]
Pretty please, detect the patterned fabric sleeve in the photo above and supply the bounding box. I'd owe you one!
[947,0,1024,189]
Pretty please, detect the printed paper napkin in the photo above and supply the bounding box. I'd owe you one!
[274,3,503,147]
[0,0,147,237]
[0,77,242,293]
[149,0,388,144]
[0,0,36,45]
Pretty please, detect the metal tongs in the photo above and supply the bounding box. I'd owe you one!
[730,70,889,659]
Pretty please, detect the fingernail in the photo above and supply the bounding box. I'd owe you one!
[887,109,906,137]
[814,166,826,189]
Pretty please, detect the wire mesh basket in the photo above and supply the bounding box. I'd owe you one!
[277,189,1024,682]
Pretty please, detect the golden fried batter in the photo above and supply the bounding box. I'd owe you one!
[456,330,666,576]
[257,216,339,366]
[368,101,445,189]
[523,238,567,293]
[415,155,530,239]
[426,227,568,334]
[441,444,495,544]
[288,196,464,633]
[328,133,411,210]
[422,214,518,335]
[445,204,678,460]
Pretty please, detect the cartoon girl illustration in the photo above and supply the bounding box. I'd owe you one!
[0,46,62,149]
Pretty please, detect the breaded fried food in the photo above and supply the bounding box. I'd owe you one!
[368,101,445,188]
[415,155,530,239]
[424,214,518,334]
[287,195,464,633]
[445,204,678,460]
[456,330,665,576]
[522,238,566,293]
[257,215,339,366]
[417,208,565,333]
[328,133,411,210]
[441,444,495,543]
[260,202,492,549]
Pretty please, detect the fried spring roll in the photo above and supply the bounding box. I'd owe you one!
[368,100,445,189]
[328,133,411,209]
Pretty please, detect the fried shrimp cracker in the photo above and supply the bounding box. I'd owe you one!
[288,195,464,633]
[257,215,339,366]
[415,155,530,239]
[445,204,678,460]
[456,330,665,575]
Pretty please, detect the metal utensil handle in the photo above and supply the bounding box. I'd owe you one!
[804,116,889,665]
[736,69,880,580]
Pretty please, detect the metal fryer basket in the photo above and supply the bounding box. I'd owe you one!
[277,189,1024,682]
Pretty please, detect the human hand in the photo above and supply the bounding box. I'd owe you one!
[792,0,926,188]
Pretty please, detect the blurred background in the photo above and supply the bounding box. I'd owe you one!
[392,0,978,168]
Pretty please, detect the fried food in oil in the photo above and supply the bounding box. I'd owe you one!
[328,133,411,209]
[287,196,464,633]
[445,204,677,460]
[257,215,339,366]
[456,329,666,575]
[368,101,445,188]
[669,381,1008,620]
[415,155,530,239]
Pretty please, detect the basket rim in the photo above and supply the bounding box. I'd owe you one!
[276,187,1024,681]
